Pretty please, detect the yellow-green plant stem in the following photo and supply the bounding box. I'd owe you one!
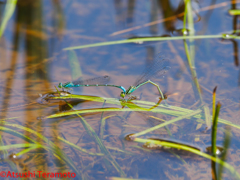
[63,34,222,50]
[212,87,217,122]
[47,95,240,130]
[211,102,221,180]
[0,0,18,38]
[132,109,202,138]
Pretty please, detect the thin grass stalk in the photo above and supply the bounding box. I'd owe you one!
[63,34,222,50]
[211,102,221,179]
[58,136,104,156]
[212,102,221,157]
[100,100,106,140]
[0,144,42,151]
[218,127,231,180]
[124,99,173,137]
[229,9,240,15]
[0,125,38,144]
[183,0,213,130]
[132,109,202,138]
[69,107,126,177]
[183,0,203,103]
[203,106,211,129]
[99,115,118,140]
[16,146,42,157]
[212,87,217,122]
[185,0,195,64]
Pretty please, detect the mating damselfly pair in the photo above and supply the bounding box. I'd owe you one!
[58,56,170,103]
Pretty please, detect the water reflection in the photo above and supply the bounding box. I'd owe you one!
[0,0,52,117]
[112,0,201,37]
[0,0,67,177]
[175,0,201,22]
[156,0,178,32]
[230,1,239,67]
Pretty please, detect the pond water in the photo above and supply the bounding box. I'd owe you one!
[0,0,240,179]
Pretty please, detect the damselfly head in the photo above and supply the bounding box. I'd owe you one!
[58,83,63,88]
[120,92,126,98]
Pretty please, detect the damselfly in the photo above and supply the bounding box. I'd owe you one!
[58,75,126,92]
[120,55,170,102]
[58,55,170,102]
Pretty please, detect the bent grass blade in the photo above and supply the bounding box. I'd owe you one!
[133,138,240,179]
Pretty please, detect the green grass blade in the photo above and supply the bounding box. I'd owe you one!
[218,127,231,180]
[212,102,221,157]
[203,106,211,129]
[0,0,17,38]
[132,109,202,138]
[58,136,104,156]
[183,0,213,130]
[0,125,38,144]
[15,146,42,157]
[100,115,120,140]
[211,102,221,179]
[133,138,240,179]
[46,107,127,118]
[77,115,125,177]
[63,34,222,50]
[229,9,240,15]
[0,144,42,151]
[222,34,240,39]
[212,86,217,122]
[47,95,240,131]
